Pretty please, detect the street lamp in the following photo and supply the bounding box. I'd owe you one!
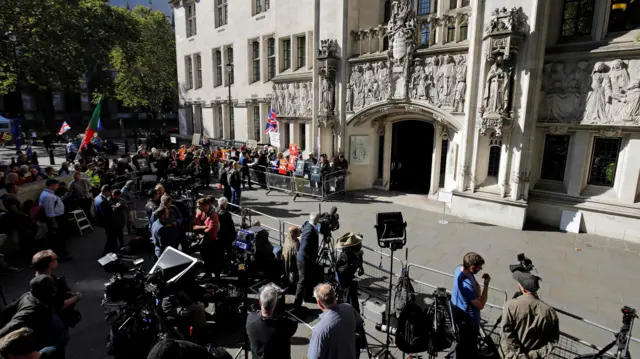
[225,63,233,143]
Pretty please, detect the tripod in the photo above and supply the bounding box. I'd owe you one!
[316,233,336,270]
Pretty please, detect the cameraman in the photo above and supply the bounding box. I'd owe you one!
[246,285,298,359]
[450,252,491,358]
[500,272,559,359]
[335,233,364,313]
[293,212,321,311]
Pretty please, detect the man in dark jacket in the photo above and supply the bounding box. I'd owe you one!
[218,162,231,201]
[216,197,236,272]
[0,275,69,357]
[247,285,298,359]
[95,185,119,255]
[293,212,321,311]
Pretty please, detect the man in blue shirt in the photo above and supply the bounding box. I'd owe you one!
[450,252,491,358]
[151,207,179,259]
[307,283,363,359]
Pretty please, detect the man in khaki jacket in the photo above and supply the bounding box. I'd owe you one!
[500,271,560,359]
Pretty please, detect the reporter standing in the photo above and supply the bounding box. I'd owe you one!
[450,252,491,358]
[193,198,220,279]
[293,213,321,311]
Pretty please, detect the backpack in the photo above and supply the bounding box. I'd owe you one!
[30,205,47,223]
[393,268,432,354]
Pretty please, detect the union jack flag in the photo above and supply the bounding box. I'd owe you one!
[58,121,71,135]
[264,108,278,134]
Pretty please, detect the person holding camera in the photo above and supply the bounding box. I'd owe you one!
[335,233,364,313]
[246,285,298,359]
[450,252,491,358]
[500,272,559,359]
[293,212,321,311]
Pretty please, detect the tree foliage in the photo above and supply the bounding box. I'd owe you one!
[109,6,178,117]
[0,0,135,96]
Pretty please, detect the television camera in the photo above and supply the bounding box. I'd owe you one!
[508,253,537,299]
[318,206,340,240]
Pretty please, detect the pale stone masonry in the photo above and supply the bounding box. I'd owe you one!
[171,0,640,243]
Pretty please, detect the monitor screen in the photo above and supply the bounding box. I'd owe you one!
[149,247,198,283]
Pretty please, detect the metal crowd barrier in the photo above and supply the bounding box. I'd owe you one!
[204,197,639,357]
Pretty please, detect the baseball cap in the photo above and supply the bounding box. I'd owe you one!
[512,271,540,293]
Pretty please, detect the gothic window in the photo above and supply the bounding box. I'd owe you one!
[588,137,621,187]
[419,22,431,47]
[215,0,227,28]
[186,3,196,37]
[282,38,291,71]
[560,0,595,38]
[417,0,431,15]
[540,135,570,181]
[251,40,260,83]
[461,0,469,6]
[487,146,501,177]
[459,16,469,41]
[253,106,261,141]
[185,55,193,89]
[194,53,202,89]
[267,38,276,80]
[283,123,290,147]
[214,49,222,87]
[383,0,392,50]
[217,106,223,138]
[449,0,457,10]
[296,36,306,69]
[608,0,640,33]
[446,25,456,43]
[226,46,234,84]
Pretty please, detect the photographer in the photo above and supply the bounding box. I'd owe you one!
[450,252,491,358]
[293,212,321,311]
[500,272,559,359]
[335,233,364,313]
[246,285,298,359]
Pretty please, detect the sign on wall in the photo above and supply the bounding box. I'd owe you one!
[349,135,371,165]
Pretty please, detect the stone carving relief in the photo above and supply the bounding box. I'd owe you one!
[540,58,640,126]
[347,54,467,113]
[387,0,416,100]
[484,7,526,61]
[270,82,313,118]
[319,68,336,116]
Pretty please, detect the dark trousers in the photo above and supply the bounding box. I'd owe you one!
[48,215,69,256]
[241,168,251,188]
[77,198,94,222]
[452,307,479,358]
[201,241,223,278]
[294,258,316,307]
[231,188,241,210]
[115,227,125,248]
[103,226,119,255]
[342,281,360,313]
[223,186,231,202]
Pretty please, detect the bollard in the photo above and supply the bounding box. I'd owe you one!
[49,148,55,165]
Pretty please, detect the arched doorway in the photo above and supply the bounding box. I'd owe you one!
[390,120,434,193]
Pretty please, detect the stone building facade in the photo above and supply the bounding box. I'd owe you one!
[172,0,640,243]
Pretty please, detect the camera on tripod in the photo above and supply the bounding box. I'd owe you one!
[318,207,340,240]
[509,253,535,273]
[622,306,638,325]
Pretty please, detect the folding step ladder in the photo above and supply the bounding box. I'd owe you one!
[69,209,93,235]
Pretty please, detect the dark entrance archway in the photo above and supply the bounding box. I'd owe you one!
[390,120,434,193]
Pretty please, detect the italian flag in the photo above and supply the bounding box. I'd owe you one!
[80,97,103,150]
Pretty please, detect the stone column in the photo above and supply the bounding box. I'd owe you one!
[618,133,640,203]
[457,0,485,192]
[565,130,590,196]
[498,139,511,197]
[311,0,321,155]
[431,123,444,195]
[382,121,393,190]
[509,0,551,201]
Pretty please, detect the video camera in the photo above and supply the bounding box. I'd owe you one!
[509,253,537,299]
[509,253,535,274]
[318,206,340,239]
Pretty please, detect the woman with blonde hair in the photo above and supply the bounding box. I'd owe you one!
[282,226,301,285]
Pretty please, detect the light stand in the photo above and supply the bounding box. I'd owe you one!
[374,212,407,359]
[238,258,249,359]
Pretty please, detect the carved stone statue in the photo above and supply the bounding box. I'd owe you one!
[484,55,510,114]
[584,62,612,124]
[269,81,312,118]
[453,55,467,112]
